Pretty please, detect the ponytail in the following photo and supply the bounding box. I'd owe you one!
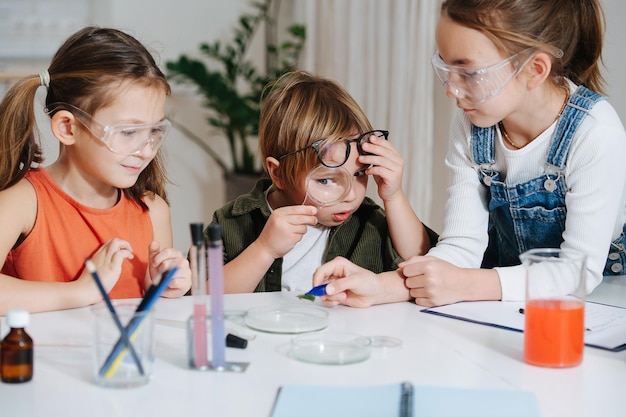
[561,0,605,94]
[0,76,44,190]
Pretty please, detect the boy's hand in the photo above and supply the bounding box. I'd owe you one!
[358,134,405,202]
[256,205,318,259]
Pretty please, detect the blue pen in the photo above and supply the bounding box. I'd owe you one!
[305,283,328,297]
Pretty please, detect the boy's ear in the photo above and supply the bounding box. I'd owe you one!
[524,51,553,90]
[50,110,78,145]
[265,156,286,189]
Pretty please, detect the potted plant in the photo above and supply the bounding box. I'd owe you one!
[166,1,306,199]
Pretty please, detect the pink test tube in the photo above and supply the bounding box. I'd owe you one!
[190,223,209,369]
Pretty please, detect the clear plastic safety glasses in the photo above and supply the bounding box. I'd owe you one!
[45,102,171,156]
[431,48,534,104]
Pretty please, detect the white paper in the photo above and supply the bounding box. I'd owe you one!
[422,300,626,351]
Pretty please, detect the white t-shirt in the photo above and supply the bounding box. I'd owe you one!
[281,224,331,292]
[427,81,626,301]
[264,188,331,292]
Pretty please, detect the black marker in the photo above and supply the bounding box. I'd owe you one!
[226,333,248,349]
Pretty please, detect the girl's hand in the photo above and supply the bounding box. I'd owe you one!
[400,256,501,307]
[311,257,383,308]
[146,241,192,298]
[358,134,405,202]
[82,238,134,301]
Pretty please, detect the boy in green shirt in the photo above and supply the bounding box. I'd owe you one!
[212,71,436,293]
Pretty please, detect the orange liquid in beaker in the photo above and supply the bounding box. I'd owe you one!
[524,299,584,367]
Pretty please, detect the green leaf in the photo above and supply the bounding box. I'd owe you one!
[165,0,306,175]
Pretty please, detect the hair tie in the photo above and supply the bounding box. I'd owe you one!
[39,70,50,88]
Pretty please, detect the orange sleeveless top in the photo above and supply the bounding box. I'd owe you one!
[1,169,153,298]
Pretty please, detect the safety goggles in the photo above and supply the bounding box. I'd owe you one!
[278,130,389,168]
[431,49,533,104]
[45,102,171,156]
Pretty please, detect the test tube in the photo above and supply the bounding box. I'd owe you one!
[208,223,226,369]
[189,223,209,369]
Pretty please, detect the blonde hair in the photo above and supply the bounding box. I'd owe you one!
[441,0,606,94]
[259,71,373,189]
[0,26,171,208]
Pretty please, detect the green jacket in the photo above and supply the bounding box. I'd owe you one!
[211,178,437,292]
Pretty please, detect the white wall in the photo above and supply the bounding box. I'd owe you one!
[2,0,625,251]
[603,0,626,121]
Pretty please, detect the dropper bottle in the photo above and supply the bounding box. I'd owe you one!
[1,309,34,383]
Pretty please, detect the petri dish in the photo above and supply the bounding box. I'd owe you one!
[369,336,402,349]
[368,336,402,357]
[244,304,329,334]
[290,332,372,365]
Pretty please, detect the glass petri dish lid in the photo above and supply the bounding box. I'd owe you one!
[244,304,329,334]
[290,332,372,365]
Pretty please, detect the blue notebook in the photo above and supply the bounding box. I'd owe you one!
[269,383,541,417]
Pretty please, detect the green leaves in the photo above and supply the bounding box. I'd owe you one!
[166,1,305,175]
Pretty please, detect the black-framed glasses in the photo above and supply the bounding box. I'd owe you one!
[278,130,389,168]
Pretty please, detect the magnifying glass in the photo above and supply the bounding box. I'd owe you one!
[303,165,352,207]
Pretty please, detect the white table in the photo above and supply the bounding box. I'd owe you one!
[1,287,625,417]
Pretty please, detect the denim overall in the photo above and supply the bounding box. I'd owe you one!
[474,86,626,275]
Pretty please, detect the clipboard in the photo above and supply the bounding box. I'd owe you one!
[421,300,626,352]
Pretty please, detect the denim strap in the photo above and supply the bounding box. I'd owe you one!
[472,86,605,169]
[547,86,605,168]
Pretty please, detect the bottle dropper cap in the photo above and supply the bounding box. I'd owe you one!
[190,223,204,247]
[6,309,30,328]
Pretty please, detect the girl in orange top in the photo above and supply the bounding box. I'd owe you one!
[0,27,191,314]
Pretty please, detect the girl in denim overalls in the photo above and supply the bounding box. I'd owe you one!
[400,0,626,306]
[310,0,626,310]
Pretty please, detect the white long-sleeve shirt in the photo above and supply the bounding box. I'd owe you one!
[427,83,626,301]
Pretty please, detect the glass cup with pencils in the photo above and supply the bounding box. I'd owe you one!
[91,300,155,387]
[519,248,587,368]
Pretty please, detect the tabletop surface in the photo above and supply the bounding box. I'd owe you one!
[1,282,625,417]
